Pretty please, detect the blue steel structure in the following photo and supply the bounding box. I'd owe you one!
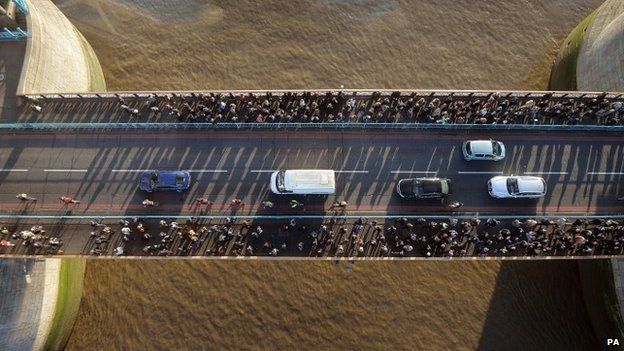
[12,0,28,15]
[0,0,29,41]
[0,27,28,41]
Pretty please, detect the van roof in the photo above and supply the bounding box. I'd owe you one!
[284,170,335,192]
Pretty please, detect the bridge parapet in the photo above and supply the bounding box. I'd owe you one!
[21,89,624,101]
[16,89,624,128]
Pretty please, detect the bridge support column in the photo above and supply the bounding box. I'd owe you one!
[0,1,16,28]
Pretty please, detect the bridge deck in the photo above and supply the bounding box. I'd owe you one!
[0,129,622,218]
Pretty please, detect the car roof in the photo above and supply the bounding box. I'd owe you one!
[516,177,545,193]
[468,140,494,154]
[141,171,188,185]
[157,171,185,183]
[420,179,442,194]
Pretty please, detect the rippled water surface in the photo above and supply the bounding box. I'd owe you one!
[52,0,605,349]
[54,0,601,91]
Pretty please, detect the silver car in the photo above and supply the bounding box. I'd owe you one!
[462,140,506,161]
[488,176,546,199]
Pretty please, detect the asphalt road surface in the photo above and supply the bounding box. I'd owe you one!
[0,129,623,217]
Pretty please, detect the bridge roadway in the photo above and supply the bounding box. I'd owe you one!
[0,128,622,217]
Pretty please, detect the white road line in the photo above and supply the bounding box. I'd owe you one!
[186,170,228,173]
[0,169,28,172]
[250,170,368,174]
[112,169,227,173]
[390,170,437,174]
[44,169,88,172]
[111,169,151,172]
[587,172,624,175]
[457,171,503,174]
[524,172,568,175]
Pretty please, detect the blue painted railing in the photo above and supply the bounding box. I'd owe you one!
[0,27,28,41]
[0,214,622,220]
[12,0,28,15]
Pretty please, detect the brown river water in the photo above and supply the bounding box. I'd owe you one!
[52,0,605,350]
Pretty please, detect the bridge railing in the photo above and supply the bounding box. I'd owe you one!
[22,90,624,101]
[2,122,624,131]
[0,27,29,41]
[18,89,624,129]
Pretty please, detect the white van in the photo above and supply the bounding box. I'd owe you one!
[270,170,336,194]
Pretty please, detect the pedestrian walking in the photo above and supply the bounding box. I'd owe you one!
[332,200,348,208]
[196,197,213,206]
[230,198,244,208]
[261,200,274,209]
[60,196,80,204]
[142,199,158,207]
[448,201,463,209]
[16,193,37,202]
[486,218,499,227]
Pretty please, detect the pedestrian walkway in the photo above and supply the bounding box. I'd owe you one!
[1,216,622,259]
[13,90,624,127]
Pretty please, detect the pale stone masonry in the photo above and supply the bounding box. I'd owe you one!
[577,0,624,91]
[17,0,105,94]
[0,258,60,351]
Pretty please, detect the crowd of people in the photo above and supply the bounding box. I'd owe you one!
[83,216,624,258]
[106,91,624,126]
[0,225,63,255]
[2,216,624,258]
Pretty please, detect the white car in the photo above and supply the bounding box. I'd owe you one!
[488,176,546,199]
[462,140,506,161]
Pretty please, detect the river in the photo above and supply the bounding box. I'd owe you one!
[54,0,604,349]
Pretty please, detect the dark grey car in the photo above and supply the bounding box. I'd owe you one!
[396,177,452,199]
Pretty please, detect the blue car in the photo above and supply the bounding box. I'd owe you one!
[139,170,191,192]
